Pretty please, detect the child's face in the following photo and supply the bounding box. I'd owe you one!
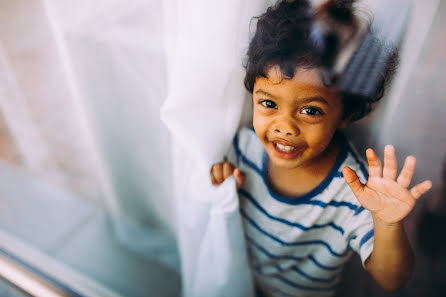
[252,66,349,170]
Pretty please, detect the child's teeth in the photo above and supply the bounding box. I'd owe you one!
[276,143,296,152]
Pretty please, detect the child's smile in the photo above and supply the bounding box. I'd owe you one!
[271,138,306,159]
[252,66,350,172]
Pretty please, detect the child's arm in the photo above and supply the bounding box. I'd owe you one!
[210,162,245,188]
[342,145,432,291]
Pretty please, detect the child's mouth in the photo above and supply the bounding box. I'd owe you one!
[272,142,305,159]
[275,143,297,152]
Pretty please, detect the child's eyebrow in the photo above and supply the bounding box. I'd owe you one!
[255,89,277,99]
[255,89,330,106]
[256,89,329,105]
[298,96,330,106]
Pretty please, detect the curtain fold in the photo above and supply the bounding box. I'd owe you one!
[161,0,275,295]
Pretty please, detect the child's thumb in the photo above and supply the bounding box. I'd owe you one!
[234,168,246,189]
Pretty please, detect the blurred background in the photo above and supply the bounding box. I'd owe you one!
[339,0,446,296]
[0,0,444,296]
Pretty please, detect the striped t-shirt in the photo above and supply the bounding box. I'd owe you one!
[228,127,374,297]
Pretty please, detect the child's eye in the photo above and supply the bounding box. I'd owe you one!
[259,100,277,109]
[301,106,323,116]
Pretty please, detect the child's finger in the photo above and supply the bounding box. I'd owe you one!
[342,166,364,197]
[397,156,416,188]
[234,168,246,189]
[212,163,224,184]
[366,148,382,178]
[223,162,235,179]
[383,145,398,180]
[409,180,432,199]
[210,173,218,185]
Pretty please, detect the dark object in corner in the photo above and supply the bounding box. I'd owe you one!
[418,210,446,256]
[418,155,446,257]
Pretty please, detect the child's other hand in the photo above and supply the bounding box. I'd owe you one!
[210,162,245,189]
[342,145,432,224]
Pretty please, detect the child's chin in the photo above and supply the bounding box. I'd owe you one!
[269,155,303,169]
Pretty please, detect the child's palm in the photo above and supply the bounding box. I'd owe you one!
[343,146,432,224]
[356,177,417,223]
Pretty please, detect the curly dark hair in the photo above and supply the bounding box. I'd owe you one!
[243,0,398,122]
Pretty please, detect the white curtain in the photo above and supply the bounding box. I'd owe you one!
[161,1,276,295]
[0,0,438,296]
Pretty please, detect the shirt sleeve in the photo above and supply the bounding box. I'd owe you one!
[345,208,374,267]
[342,142,374,267]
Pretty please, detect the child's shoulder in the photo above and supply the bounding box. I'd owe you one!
[234,126,257,145]
[232,126,264,170]
[341,137,369,184]
[233,125,257,146]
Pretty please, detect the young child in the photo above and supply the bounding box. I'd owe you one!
[210,0,432,296]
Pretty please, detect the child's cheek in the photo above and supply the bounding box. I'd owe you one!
[252,114,268,140]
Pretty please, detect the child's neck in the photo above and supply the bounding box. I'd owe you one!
[267,134,343,198]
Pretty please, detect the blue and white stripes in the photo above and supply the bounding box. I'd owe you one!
[228,127,375,297]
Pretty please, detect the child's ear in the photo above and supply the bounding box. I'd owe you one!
[337,113,354,129]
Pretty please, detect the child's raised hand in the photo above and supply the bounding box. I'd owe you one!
[342,145,432,224]
[210,162,245,189]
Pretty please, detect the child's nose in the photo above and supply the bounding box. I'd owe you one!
[273,121,299,137]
